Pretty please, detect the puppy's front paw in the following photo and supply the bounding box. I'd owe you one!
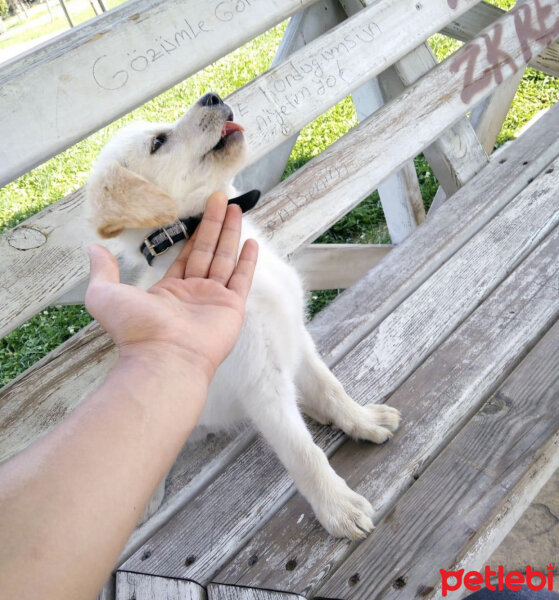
[351,403,401,444]
[316,483,374,540]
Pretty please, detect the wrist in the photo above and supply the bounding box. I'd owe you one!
[116,342,217,388]
[114,345,213,404]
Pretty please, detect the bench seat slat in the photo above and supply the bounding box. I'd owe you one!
[0,0,487,338]
[206,583,304,600]
[120,158,559,582]
[115,571,205,600]
[316,320,559,600]
[310,102,559,364]
[213,221,559,597]
[331,164,559,402]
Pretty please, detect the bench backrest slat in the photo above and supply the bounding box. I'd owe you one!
[252,0,559,256]
[0,0,316,188]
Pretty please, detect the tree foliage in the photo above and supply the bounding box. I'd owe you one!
[0,0,9,18]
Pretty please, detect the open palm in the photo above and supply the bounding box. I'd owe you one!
[85,193,258,381]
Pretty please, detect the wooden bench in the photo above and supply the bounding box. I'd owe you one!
[1,1,558,598]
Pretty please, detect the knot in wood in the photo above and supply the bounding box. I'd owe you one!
[8,226,47,250]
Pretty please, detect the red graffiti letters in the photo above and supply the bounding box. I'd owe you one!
[513,0,559,63]
[481,24,519,85]
[451,0,559,104]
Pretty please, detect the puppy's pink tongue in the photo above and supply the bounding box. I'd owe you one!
[221,121,244,137]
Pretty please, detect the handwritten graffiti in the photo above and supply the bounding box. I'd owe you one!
[91,0,297,90]
[92,17,213,90]
[249,19,381,142]
[450,0,559,104]
[264,164,349,239]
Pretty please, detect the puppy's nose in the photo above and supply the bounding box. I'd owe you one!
[199,93,223,107]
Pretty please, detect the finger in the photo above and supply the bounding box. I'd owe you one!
[184,192,228,279]
[208,204,242,285]
[87,244,120,286]
[164,227,199,279]
[227,239,258,301]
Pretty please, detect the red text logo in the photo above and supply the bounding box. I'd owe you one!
[440,564,555,597]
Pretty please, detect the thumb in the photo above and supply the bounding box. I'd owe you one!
[87,244,120,286]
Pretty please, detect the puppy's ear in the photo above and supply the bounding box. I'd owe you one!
[87,162,179,238]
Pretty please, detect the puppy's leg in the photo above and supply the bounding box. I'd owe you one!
[296,329,400,443]
[245,374,374,540]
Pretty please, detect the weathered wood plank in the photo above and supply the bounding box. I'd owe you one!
[116,571,205,600]
[252,0,559,257]
[440,459,559,599]
[470,68,525,155]
[323,165,557,400]
[440,0,559,78]
[213,222,559,598]
[0,0,316,187]
[291,243,393,290]
[119,429,255,564]
[315,322,559,600]
[345,15,487,203]
[235,0,348,195]
[121,161,559,583]
[207,583,303,600]
[386,42,489,199]
[210,0,486,167]
[309,100,559,364]
[0,321,116,464]
[0,188,93,337]
[338,1,429,243]
[351,77,424,244]
[430,65,523,220]
[439,0,503,40]
[0,0,487,337]
[532,40,559,78]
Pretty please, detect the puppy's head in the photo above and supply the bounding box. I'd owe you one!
[87,92,248,238]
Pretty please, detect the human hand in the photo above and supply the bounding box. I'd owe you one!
[85,192,258,383]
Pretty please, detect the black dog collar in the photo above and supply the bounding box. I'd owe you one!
[140,190,260,265]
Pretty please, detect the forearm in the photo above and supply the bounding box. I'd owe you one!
[0,354,208,600]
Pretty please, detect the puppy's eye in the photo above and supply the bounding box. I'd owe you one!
[150,133,167,154]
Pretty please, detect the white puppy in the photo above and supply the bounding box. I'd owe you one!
[86,93,400,540]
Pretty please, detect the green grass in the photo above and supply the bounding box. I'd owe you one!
[0,306,93,385]
[0,0,125,51]
[1,0,558,386]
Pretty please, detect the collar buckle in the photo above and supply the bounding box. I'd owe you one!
[143,224,175,258]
